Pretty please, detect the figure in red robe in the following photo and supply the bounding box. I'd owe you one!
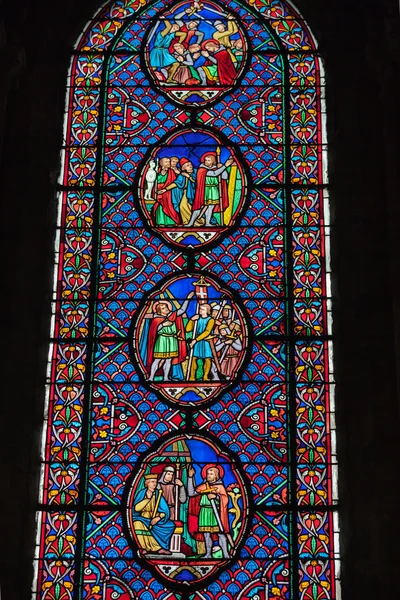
[187,151,234,227]
[141,295,193,381]
[200,40,237,86]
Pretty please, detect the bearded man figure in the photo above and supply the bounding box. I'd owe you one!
[187,151,233,227]
[143,295,193,381]
[158,465,187,521]
[154,157,180,226]
[132,473,175,556]
[215,320,243,379]
[187,464,231,559]
[199,39,237,86]
[161,158,196,224]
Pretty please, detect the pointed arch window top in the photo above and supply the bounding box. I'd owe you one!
[77,0,317,53]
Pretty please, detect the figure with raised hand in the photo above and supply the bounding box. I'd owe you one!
[143,294,193,381]
[187,150,233,227]
[149,18,182,81]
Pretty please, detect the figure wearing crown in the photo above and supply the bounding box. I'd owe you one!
[131,472,175,555]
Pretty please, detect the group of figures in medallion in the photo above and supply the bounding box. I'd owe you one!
[126,435,250,583]
[145,1,248,103]
[137,129,247,248]
[131,273,249,406]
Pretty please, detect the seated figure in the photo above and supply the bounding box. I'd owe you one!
[132,473,175,555]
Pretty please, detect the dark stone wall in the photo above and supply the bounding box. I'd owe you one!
[0,0,399,598]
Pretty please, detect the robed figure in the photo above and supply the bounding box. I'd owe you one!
[169,158,196,225]
[158,465,187,521]
[154,157,181,226]
[144,300,189,381]
[187,151,233,227]
[149,20,181,73]
[187,464,231,559]
[132,473,175,555]
[139,295,193,382]
[201,40,237,86]
[215,321,243,379]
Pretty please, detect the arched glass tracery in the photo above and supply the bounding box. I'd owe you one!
[33,1,340,599]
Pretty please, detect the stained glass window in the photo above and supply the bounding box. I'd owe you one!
[33,1,340,599]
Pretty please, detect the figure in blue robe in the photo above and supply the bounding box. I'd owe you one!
[132,478,175,555]
[170,171,196,212]
[170,159,196,226]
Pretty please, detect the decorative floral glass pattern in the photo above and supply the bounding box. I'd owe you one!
[33,1,339,599]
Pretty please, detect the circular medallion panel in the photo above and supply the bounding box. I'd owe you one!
[130,273,251,407]
[136,127,248,250]
[143,1,249,107]
[125,433,251,588]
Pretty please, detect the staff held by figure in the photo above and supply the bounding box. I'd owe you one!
[186,276,210,380]
[216,146,224,226]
